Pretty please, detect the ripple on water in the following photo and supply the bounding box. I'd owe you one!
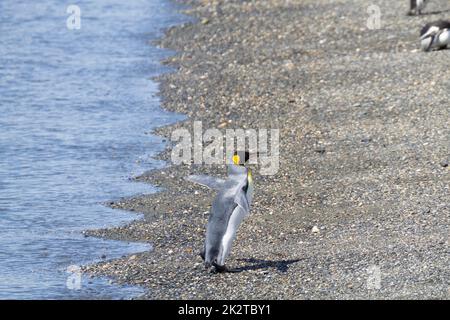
[0,0,190,299]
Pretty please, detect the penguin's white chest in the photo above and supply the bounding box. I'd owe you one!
[217,178,253,265]
[218,205,247,265]
[246,181,254,206]
[438,30,450,46]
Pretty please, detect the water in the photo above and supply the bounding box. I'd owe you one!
[0,0,188,299]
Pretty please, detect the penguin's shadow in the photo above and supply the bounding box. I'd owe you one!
[227,258,301,273]
[419,9,450,16]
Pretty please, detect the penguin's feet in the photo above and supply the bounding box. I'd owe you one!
[212,262,228,273]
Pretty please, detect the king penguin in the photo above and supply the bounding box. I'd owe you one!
[420,20,450,51]
[186,151,254,273]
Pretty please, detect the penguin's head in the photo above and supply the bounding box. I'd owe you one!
[420,25,440,51]
[232,151,250,166]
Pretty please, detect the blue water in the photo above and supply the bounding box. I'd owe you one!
[0,0,188,299]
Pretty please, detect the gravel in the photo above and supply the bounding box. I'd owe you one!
[82,0,449,299]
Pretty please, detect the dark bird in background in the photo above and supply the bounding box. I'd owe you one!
[420,20,450,51]
[409,0,429,15]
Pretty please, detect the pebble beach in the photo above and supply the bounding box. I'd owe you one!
[83,0,449,299]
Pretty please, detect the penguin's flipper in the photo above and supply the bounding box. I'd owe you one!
[185,175,226,190]
[212,262,228,273]
[234,190,250,214]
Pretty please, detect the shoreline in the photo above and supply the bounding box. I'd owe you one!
[83,0,449,299]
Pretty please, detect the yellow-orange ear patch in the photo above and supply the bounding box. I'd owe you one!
[232,154,240,165]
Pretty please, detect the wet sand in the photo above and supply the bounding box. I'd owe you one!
[83,0,449,299]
